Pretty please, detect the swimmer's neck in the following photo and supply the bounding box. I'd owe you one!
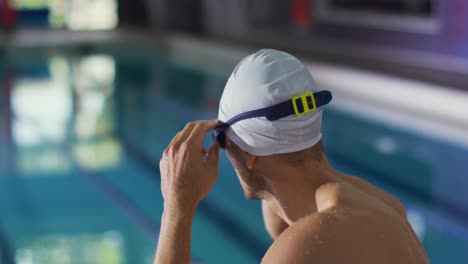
[261,155,342,225]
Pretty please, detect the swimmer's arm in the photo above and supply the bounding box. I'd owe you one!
[154,208,196,264]
[262,200,289,240]
[155,120,221,264]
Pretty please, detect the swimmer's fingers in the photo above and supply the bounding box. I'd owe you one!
[166,131,181,149]
[159,120,220,208]
[185,120,219,150]
[206,142,220,167]
[164,122,196,153]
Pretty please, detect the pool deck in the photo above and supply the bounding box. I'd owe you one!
[2,28,468,87]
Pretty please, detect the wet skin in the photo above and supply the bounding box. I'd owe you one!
[261,175,429,264]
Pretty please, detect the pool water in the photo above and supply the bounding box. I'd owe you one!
[0,44,467,264]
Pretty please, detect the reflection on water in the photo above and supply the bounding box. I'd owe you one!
[11,56,72,174]
[12,57,72,146]
[2,53,127,263]
[74,138,121,170]
[74,55,115,140]
[72,55,121,170]
[407,209,427,240]
[15,230,125,264]
[9,54,121,174]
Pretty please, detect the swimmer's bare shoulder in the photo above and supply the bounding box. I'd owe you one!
[344,175,407,218]
[261,182,429,264]
[262,207,389,264]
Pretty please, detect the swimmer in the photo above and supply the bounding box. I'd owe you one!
[154,49,429,263]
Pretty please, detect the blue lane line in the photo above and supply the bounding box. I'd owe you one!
[74,168,217,263]
[73,166,160,237]
[0,227,14,264]
[117,131,270,261]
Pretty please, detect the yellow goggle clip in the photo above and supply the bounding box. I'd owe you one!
[292,91,317,117]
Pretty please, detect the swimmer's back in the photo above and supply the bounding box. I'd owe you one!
[261,182,429,264]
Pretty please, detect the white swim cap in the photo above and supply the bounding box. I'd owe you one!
[218,49,325,156]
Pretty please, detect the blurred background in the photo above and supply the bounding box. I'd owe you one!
[0,0,467,263]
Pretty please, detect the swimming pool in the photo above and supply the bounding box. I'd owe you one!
[0,39,467,264]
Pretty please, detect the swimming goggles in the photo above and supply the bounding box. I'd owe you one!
[211,90,332,149]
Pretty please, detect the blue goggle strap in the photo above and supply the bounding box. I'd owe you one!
[223,90,332,127]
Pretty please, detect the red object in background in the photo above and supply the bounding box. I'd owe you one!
[291,0,313,26]
[0,0,17,29]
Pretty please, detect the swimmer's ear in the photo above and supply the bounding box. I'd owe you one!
[246,153,257,170]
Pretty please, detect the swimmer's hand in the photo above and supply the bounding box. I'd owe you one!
[155,120,219,264]
[159,120,220,216]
